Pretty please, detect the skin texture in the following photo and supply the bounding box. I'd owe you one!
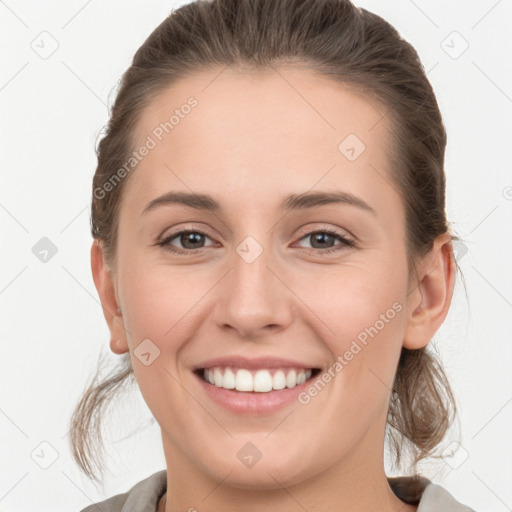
[91,65,455,512]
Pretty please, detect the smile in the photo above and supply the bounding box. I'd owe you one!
[196,366,321,392]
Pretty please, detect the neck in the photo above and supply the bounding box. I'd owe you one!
[159,432,417,512]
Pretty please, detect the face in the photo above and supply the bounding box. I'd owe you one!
[97,65,440,490]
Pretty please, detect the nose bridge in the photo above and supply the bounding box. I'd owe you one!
[215,232,292,335]
[233,236,272,296]
[231,234,277,307]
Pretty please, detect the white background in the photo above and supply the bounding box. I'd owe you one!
[1,0,511,510]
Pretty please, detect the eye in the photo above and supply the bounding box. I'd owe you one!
[294,229,356,254]
[155,227,356,255]
[156,229,216,254]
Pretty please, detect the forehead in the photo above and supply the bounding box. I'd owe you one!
[124,65,398,217]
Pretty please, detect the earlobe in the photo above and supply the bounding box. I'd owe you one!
[402,233,456,350]
[90,240,130,355]
[110,338,129,354]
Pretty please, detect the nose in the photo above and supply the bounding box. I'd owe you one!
[213,240,294,340]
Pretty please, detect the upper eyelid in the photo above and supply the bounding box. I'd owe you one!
[162,224,350,237]
[296,224,353,239]
[161,221,353,238]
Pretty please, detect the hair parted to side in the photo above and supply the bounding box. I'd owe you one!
[70,0,467,484]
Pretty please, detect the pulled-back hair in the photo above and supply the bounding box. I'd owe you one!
[70,0,465,483]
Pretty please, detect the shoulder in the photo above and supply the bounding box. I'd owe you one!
[388,475,477,512]
[418,481,478,512]
[79,470,167,512]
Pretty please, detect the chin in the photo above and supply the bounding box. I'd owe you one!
[194,441,314,491]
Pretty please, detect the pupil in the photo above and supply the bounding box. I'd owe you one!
[312,233,333,248]
[183,232,203,248]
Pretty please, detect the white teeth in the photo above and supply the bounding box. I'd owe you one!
[286,369,297,388]
[214,367,223,387]
[223,368,235,389]
[235,369,253,391]
[202,367,314,392]
[272,370,287,390]
[253,370,273,392]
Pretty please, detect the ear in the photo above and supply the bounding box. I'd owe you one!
[402,233,456,350]
[90,240,129,355]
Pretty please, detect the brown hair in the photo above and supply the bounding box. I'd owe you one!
[70,0,466,483]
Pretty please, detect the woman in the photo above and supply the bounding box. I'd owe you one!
[71,0,476,510]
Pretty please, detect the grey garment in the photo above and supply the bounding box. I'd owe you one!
[80,470,167,512]
[79,470,477,512]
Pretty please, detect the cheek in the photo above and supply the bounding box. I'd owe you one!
[298,260,404,338]
[301,262,406,391]
[118,260,204,346]
[116,262,204,423]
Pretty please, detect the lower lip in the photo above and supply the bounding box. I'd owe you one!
[193,371,313,415]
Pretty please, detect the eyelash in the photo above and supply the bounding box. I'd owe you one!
[156,227,356,256]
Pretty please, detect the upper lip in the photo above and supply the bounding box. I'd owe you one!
[193,356,321,371]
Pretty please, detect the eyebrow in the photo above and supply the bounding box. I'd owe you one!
[141,190,377,217]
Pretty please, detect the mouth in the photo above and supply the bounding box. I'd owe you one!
[194,366,322,393]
